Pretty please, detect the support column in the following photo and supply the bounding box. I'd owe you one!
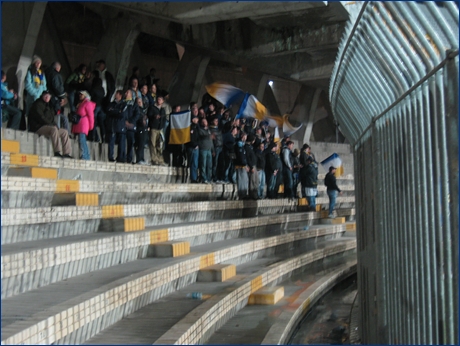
[44,5,71,76]
[256,74,270,101]
[90,11,140,94]
[114,27,141,91]
[190,56,211,103]
[15,2,48,110]
[167,48,211,108]
[302,88,322,144]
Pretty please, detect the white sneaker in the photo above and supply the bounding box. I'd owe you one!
[328,214,335,219]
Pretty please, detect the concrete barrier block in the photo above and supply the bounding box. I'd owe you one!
[8,167,58,179]
[98,217,145,232]
[248,286,284,305]
[51,193,99,206]
[320,217,346,225]
[149,241,190,257]
[197,264,236,282]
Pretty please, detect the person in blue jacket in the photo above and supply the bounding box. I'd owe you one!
[1,70,21,129]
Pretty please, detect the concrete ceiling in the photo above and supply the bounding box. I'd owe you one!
[82,1,350,88]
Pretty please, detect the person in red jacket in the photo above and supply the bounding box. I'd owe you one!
[72,90,95,160]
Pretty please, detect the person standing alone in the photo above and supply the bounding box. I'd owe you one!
[325,166,342,218]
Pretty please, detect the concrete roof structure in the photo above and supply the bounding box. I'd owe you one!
[81,1,350,89]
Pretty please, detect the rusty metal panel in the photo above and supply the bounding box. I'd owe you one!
[330,2,458,344]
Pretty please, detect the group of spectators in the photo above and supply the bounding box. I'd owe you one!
[1,55,342,213]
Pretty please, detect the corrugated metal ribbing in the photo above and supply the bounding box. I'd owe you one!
[329,2,458,344]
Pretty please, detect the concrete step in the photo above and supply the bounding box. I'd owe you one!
[1,176,236,208]
[1,213,352,300]
[2,151,187,183]
[0,198,308,244]
[1,174,356,209]
[1,127,153,163]
[212,259,357,345]
[1,230,355,345]
[153,238,357,345]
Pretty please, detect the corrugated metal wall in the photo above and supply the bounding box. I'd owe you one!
[329,2,458,344]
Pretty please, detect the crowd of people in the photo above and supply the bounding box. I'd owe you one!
[1,55,342,214]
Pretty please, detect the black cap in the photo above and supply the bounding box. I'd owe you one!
[41,90,51,97]
[96,59,106,65]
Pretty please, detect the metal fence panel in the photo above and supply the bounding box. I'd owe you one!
[329,2,458,344]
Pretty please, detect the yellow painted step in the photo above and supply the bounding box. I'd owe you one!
[150,241,190,257]
[10,153,39,166]
[298,198,307,206]
[199,253,215,269]
[248,286,284,305]
[51,193,99,206]
[8,167,58,179]
[56,180,80,192]
[101,205,124,218]
[124,217,145,232]
[150,229,169,244]
[197,264,236,282]
[346,222,356,231]
[1,139,20,153]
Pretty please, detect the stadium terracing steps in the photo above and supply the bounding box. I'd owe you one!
[1,129,357,345]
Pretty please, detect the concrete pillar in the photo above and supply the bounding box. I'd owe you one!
[90,12,140,93]
[15,2,48,110]
[256,74,270,101]
[167,48,210,108]
[114,28,141,90]
[44,6,71,77]
[190,56,211,103]
[302,88,322,143]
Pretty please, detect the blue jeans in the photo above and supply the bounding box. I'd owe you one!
[3,105,22,130]
[267,172,278,199]
[199,149,212,182]
[109,132,126,162]
[257,170,266,198]
[78,133,90,160]
[187,147,199,182]
[328,190,338,215]
[306,196,316,209]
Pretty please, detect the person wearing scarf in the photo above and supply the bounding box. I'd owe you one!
[24,55,47,117]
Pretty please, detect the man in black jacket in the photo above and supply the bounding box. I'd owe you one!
[198,118,214,184]
[45,62,69,132]
[106,90,127,162]
[187,114,200,183]
[255,142,266,199]
[235,132,249,199]
[303,157,319,211]
[124,90,140,164]
[245,133,259,200]
[28,90,72,158]
[96,59,115,112]
[218,126,238,184]
[265,142,281,199]
[148,94,166,165]
[325,166,342,218]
